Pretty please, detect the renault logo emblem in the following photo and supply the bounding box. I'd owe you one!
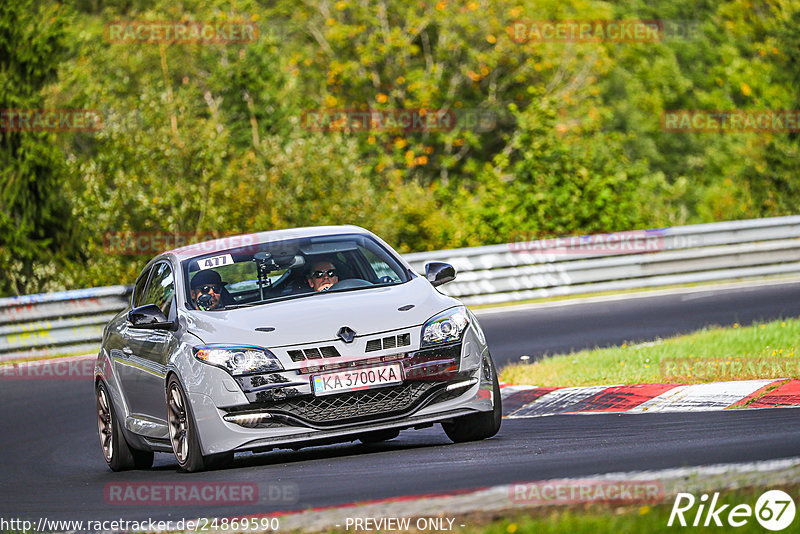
[337,326,356,343]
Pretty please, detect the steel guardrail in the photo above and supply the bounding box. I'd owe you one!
[2,216,799,360]
[0,286,131,361]
[404,215,800,305]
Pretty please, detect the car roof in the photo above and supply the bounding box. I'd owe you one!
[162,225,373,261]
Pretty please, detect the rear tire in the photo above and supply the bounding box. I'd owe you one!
[442,357,502,443]
[96,382,154,471]
[167,376,233,472]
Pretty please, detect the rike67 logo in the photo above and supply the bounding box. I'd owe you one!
[668,490,796,530]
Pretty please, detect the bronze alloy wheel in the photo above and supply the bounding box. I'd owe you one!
[166,377,233,471]
[96,381,153,471]
[96,385,114,463]
[167,381,190,465]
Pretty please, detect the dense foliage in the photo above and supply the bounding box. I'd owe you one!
[1,0,799,295]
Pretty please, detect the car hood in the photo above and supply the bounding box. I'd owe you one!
[183,277,458,348]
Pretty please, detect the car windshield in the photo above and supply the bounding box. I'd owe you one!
[182,233,410,310]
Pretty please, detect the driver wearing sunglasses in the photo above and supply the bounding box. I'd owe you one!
[190,269,226,310]
[306,260,339,292]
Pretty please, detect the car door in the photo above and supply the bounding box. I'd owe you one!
[112,266,152,417]
[117,261,179,421]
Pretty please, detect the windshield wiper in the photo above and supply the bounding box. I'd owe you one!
[223,292,317,310]
[223,302,263,310]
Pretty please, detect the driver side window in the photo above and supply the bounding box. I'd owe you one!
[132,268,152,308]
[143,263,175,318]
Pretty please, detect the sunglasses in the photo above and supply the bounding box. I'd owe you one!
[310,269,337,279]
[196,284,222,294]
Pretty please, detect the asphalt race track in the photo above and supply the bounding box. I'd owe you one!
[2,281,800,524]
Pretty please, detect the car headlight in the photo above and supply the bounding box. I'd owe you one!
[193,345,283,375]
[421,306,469,347]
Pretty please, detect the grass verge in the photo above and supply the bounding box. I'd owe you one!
[449,484,799,534]
[499,317,800,387]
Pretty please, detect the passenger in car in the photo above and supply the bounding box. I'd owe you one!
[190,269,226,310]
[306,260,339,292]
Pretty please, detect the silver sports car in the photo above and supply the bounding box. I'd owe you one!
[95,226,501,471]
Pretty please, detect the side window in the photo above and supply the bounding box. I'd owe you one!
[143,263,175,317]
[132,268,152,308]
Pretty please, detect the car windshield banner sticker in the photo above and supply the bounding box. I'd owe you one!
[197,254,233,270]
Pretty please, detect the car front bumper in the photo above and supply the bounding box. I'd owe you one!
[181,332,496,455]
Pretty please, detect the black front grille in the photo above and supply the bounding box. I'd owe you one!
[365,332,411,352]
[320,346,341,358]
[288,346,341,361]
[258,382,437,425]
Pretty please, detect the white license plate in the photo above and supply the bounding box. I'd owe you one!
[311,364,403,396]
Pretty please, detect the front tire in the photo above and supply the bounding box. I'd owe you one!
[167,376,233,472]
[96,382,154,471]
[442,357,502,443]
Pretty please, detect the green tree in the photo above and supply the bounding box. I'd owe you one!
[741,0,800,215]
[1,0,797,295]
[0,0,75,295]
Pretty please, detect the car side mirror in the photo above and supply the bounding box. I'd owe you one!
[425,262,456,287]
[128,304,175,330]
